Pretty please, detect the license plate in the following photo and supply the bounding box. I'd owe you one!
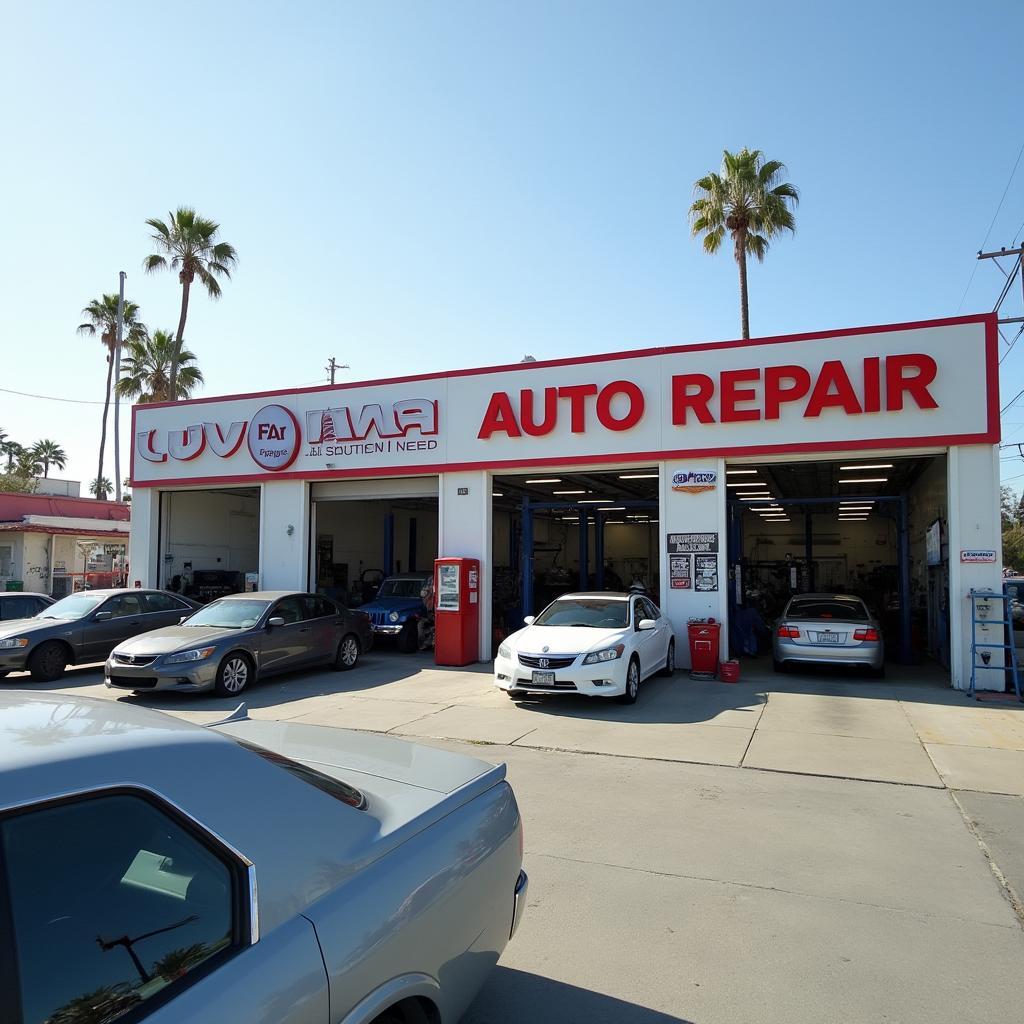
[815,632,841,644]
[531,670,555,685]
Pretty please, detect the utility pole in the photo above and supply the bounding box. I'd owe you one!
[113,271,126,503]
[325,356,349,385]
[977,246,1024,326]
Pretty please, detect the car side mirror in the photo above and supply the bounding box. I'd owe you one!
[268,616,285,628]
[178,615,188,624]
[523,615,535,626]
[638,618,657,631]
[94,611,112,622]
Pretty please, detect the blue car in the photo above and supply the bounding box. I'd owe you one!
[359,572,431,652]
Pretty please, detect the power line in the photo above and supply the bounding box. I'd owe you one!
[0,385,106,405]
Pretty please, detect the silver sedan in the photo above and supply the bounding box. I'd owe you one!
[105,591,374,696]
[773,593,885,677]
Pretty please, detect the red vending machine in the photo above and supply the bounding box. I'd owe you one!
[434,557,480,666]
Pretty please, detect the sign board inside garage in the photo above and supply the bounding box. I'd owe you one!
[667,532,719,554]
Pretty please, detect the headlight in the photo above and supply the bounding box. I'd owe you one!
[498,642,513,660]
[163,647,216,665]
[0,637,29,650]
[388,611,400,623]
[583,644,625,665]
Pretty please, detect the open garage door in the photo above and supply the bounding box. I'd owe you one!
[726,454,949,676]
[157,487,260,601]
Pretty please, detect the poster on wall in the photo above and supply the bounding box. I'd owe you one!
[667,532,719,554]
[694,554,719,592]
[437,563,460,611]
[669,554,692,590]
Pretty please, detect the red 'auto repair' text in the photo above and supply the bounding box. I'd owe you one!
[477,354,938,438]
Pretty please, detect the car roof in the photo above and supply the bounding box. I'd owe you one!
[788,593,867,602]
[384,573,430,580]
[0,592,51,600]
[208,591,304,600]
[554,591,633,601]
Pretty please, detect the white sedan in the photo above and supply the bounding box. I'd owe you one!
[495,591,675,704]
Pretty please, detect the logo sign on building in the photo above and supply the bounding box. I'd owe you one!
[960,549,997,563]
[667,532,719,554]
[671,469,718,493]
[247,405,302,472]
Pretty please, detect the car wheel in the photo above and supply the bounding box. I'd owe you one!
[660,640,675,677]
[772,657,786,673]
[334,634,360,671]
[618,657,640,704]
[28,641,68,682]
[397,621,417,653]
[215,653,252,696]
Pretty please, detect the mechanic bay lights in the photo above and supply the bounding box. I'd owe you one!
[128,313,1003,690]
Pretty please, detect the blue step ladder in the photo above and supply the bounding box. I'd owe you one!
[967,587,1022,701]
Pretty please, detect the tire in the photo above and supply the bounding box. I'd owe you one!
[660,640,675,677]
[868,664,886,680]
[397,621,417,653]
[772,657,786,673]
[334,633,360,671]
[28,641,68,682]
[214,652,253,696]
[618,657,640,704]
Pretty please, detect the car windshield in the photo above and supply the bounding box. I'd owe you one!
[787,599,869,622]
[378,579,424,599]
[38,594,104,620]
[533,598,630,628]
[183,599,271,628]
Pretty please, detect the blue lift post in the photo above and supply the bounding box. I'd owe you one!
[727,493,912,665]
[383,513,395,576]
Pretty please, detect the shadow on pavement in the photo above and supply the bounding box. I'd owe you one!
[464,967,693,1024]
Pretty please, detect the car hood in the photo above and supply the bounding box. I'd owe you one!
[0,617,67,638]
[361,597,423,614]
[508,623,629,655]
[114,625,240,655]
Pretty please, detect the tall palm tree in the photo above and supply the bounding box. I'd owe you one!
[3,440,24,473]
[29,439,67,477]
[90,476,113,500]
[16,448,41,477]
[116,330,204,404]
[689,148,799,339]
[77,294,148,502]
[143,208,237,400]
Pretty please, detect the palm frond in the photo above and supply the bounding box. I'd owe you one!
[143,254,168,273]
[702,226,725,254]
[746,233,769,262]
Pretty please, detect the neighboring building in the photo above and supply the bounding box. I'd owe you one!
[0,493,130,596]
[128,314,1002,690]
[34,478,82,497]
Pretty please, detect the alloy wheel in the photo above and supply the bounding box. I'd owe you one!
[341,636,359,667]
[222,657,249,693]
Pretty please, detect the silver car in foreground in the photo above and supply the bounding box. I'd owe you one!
[773,593,885,677]
[0,692,526,1024]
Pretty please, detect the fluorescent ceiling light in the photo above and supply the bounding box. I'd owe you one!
[579,498,613,503]
[619,472,658,479]
[552,489,586,495]
[839,516,868,521]
[840,505,873,511]
[839,477,888,484]
[726,469,759,475]
[605,520,625,524]
[599,506,627,512]
[525,478,561,484]
[727,481,764,488]
[763,515,789,519]
[492,492,503,497]
[840,499,875,505]
[839,463,893,470]
[740,494,773,500]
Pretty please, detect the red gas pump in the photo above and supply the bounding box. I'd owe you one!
[434,557,480,666]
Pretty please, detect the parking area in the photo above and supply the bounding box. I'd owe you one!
[14,653,1024,1022]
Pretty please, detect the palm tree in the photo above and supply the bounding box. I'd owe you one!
[90,476,113,500]
[116,330,204,404]
[29,439,67,477]
[689,148,799,339]
[143,208,237,400]
[78,294,148,502]
[16,448,42,477]
[3,441,24,473]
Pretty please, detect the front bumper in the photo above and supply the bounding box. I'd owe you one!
[0,647,30,672]
[104,656,219,693]
[494,653,628,697]
[371,623,404,636]
[774,638,884,670]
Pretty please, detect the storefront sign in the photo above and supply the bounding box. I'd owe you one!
[961,549,997,563]
[131,317,996,486]
[694,554,719,592]
[669,554,691,589]
[667,532,719,554]
[671,469,718,493]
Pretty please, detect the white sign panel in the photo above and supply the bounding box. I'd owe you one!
[131,316,997,486]
[961,549,997,563]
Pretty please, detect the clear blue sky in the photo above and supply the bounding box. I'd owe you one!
[3,1,1024,488]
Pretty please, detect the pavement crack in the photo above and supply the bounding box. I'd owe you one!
[738,692,768,766]
[529,851,1019,930]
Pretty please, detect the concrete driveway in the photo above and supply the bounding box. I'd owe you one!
[14,653,1024,1022]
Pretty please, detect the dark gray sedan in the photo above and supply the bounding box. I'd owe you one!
[0,588,202,681]
[0,592,54,621]
[105,591,374,696]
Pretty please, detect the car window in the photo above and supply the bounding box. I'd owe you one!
[640,598,659,622]
[378,579,426,599]
[184,599,271,629]
[786,598,869,622]
[533,598,630,628]
[1,792,238,1024]
[303,595,336,619]
[273,596,307,624]
[104,594,145,619]
[37,594,104,620]
[143,592,190,614]
[1,596,34,620]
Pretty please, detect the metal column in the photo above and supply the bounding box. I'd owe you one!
[383,513,395,576]
[520,497,533,617]
[594,516,605,590]
[804,512,814,592]
[578,511,589,589]
[898,496,912,665]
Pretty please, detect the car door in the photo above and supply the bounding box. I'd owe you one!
[142,590,196,628]
[82,594,149,661]
[303,595,340,663]
[258,596,315,675]
[631,596,658,677]
[0,788,328,1024]
[643,598,672,669]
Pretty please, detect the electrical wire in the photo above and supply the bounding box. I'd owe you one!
[0,385,106,405]
[999,324,1024,365]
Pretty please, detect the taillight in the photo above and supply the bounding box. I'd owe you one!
[854,628,880,641]
[777,625,800,638]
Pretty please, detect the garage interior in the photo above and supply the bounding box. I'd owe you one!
[311,494,438,607]
[492,469,660,640]
[727,454,949,671]
[158,487,260,601]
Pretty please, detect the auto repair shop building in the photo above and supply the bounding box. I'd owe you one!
[128,313,1003,689]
